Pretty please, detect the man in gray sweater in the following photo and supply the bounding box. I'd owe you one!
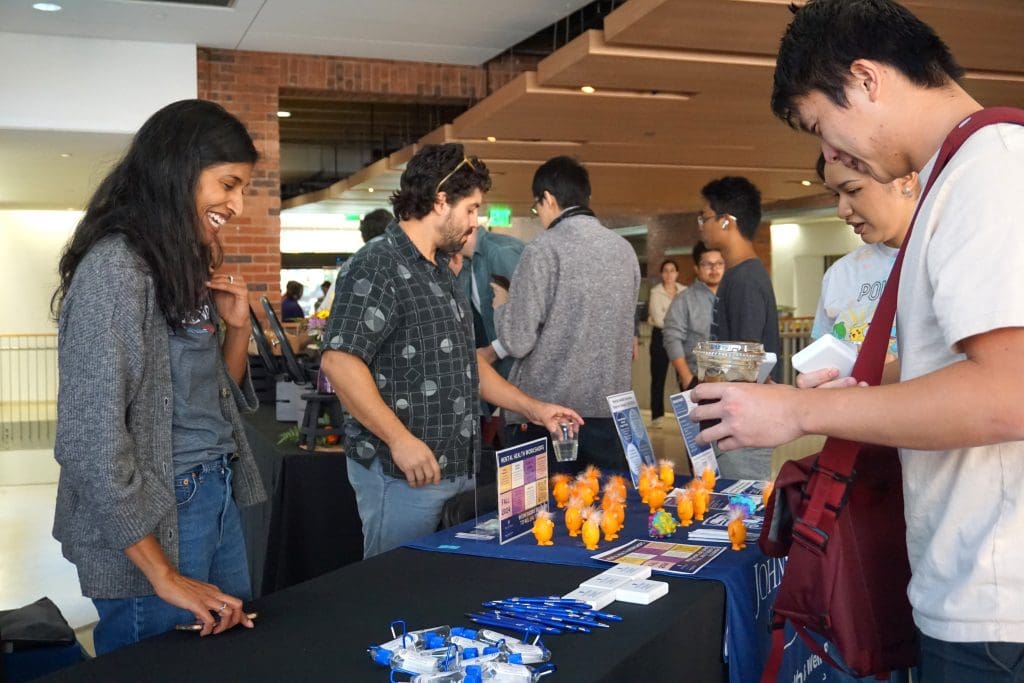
[492,156,641,473]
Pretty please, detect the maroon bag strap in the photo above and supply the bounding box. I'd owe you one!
[792,107,1024,552]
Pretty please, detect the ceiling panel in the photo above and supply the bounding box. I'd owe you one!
[0,0,593,65]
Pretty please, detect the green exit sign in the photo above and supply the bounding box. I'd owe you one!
[488,206,512,228]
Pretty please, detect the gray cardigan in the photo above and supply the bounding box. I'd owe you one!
[494,213,640,421]
[53,236,266,599]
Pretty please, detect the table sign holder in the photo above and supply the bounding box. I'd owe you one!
[496,437,550,544]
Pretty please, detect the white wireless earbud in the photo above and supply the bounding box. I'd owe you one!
[721,219,729,229]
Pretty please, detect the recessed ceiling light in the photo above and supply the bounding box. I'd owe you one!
[486,136,497,142]
[580,86,596,94]
[33,3,62,11]
[276,111,291,118]
[801,180,812,187]
[59,152,72,158]
[367,187,374,193]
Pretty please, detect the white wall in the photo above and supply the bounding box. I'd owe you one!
[0,211,80,334]
[771,219,864,317]
[0,32,196,134]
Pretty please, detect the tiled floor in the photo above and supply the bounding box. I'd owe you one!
[0,482,98,632]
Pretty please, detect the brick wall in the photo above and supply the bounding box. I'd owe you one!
[196,47,517,310]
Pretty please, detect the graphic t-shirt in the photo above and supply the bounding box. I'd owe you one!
[812,242,898,354]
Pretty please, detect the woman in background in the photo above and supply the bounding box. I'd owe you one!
[281,280,305,320]
[647,259,685,427]
[52,99,265,654]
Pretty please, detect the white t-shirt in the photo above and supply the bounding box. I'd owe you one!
[812,242,898,353]
[898,121,1024,642]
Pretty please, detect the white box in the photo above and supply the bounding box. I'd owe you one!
[599,564,652,581]
[615,579,669,605]
[275,380,307,422]
[791,335,859,377]
[561,586,617,611]
[579,573,632,591]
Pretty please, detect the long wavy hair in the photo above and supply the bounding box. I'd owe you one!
[52,99,258,326]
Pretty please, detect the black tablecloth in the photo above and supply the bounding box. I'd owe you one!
[240,405,363,596]
[41,548,727,682]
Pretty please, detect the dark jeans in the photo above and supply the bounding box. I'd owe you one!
[505,418,626,476]
[649,327,671,420]
[920,631,1024,682]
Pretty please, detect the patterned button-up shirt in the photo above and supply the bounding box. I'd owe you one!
[324,221,480,478]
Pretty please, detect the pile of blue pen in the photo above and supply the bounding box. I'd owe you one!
[467,596,622,636]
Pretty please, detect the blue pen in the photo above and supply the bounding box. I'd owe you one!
[483,609,591,634]
[466,613,562,636]
[506,596,591,607]
[497,605,607,629]
[485,602,606,626]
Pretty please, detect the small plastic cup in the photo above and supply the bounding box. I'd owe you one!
[551,423,579,462]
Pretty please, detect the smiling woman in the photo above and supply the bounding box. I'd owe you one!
[50,99,267,655]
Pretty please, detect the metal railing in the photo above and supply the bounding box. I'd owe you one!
[0,334,58,450]
[779,317,815,386]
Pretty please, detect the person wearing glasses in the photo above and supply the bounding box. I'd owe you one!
[318,144,582,557]
[695,176,780,480]
[662,241,725,392]
[492,156,641,475]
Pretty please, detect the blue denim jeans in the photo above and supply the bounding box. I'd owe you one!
[920,632,1024,682]
[347,457,473,559]
[92,456,251,656]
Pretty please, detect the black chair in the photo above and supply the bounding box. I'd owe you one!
[260,296,343,451]
[250,306,282,377]
[438,482,498,529]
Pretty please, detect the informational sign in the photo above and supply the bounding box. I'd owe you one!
[496,437,549,545]
[669,390,719,478]
[606,391,657,488]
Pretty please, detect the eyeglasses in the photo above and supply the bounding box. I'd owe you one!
[529,198,541,216]
[698,260,726,270]
[696,212,722,228]
[435,155,478,195]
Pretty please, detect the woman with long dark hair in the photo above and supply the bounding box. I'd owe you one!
[52,99,266,654]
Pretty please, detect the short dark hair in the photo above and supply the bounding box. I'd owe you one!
[390,143,491,221]
[531,156,591,209]
[691,241,720,267]
[772,0,963,128]
[359,208,393,243]
[700,176,762,241]
[285,281,303,300]
[660,259,679,272]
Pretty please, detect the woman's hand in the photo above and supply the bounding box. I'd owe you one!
[207,272,249,330]
[151,569,254,636]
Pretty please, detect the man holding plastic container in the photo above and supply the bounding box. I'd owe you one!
[692,1,1024,675]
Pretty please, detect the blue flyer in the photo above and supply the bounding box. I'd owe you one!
[606,391,657,487]
[669,390,719,477]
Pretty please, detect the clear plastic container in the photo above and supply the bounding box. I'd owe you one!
[694,341,765,383]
